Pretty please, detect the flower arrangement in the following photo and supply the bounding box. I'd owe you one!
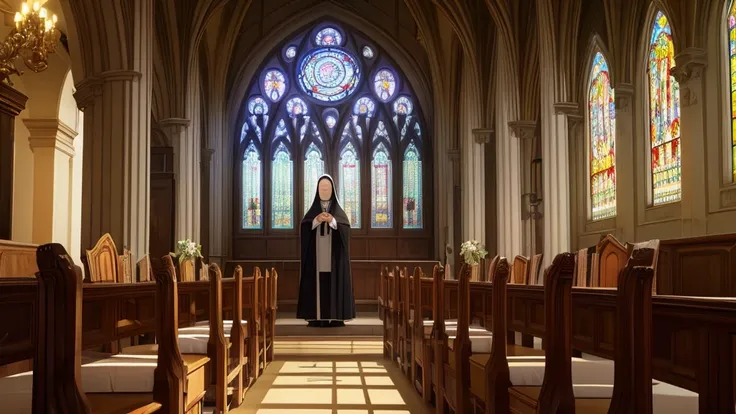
[460,240,488,265]
[171,239,202,263]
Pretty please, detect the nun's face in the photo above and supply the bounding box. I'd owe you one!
[318,178,333,201]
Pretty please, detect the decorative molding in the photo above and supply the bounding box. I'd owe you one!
[553,101,579,116]
[159,118,191,135]
[201,148,215,168]
[671,48,707,85]
[74,70,143,110]
[472,128,493,144]
[508,120,537,140]
[721,186,736,207]
[24,118,78,157]
[0,82,28,116]
[679,86,698,108]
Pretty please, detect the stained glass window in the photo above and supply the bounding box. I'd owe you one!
[263,70,286,102]
[648,11,681,205]
[242,142,262,229]
[371,143,392,228]
[393,96,413,115]
[729,1,736,181]
[339,143,361,228]
[239,22,428,235]
[304,143,325,208]
[374,69,397,102]
[315,27,343,46]
[588,52,617,220]
[286,97,308,117]
[285,46,297,60]
[403,143,422,228]
[297,49,361,102]
[353,97,376,117]
[271,142,293,229]
[363,46,374,59]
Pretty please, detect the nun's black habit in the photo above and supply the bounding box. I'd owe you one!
[296,175,356,321]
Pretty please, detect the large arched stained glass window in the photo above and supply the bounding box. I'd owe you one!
[648,11,681,205]
[272,140,294,229]
[403,143,422,228]
[304,143,325,209]
[242,142,262,229]
[237,22,428,235]
[728,1,736,181]
[339,142,361,227]
[588,52,616,220]
[371,141,392,228]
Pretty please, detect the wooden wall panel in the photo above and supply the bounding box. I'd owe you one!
[150,147,175,259]
[656,234,736,296]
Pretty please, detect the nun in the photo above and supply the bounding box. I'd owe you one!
[297,175,356,327]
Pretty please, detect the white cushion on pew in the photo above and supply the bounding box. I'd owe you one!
[509,357,615,387]
[193,319,247,327]
[0,371,32,414]
[177,324,242,354]
[447,326,493,353]
[81,353,157,393]
[570,382,698,413]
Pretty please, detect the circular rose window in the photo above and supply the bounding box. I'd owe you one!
[297,48,361,103]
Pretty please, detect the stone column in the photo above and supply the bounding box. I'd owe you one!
[25,119,77,246]
[672,48,708,237]
[200,148,214,261]
[76,68,151,261]
[510,120,537,255]
[538,101,576,266]
[0,84,28,239]
[448,149,461,266]
[159,117,199,243]
[612,85,636,241]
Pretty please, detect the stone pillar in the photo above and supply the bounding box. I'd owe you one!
[672,48,708,237]
[200,148,214,261]
[612,85,636,242]
[538,101,576,266]
[448,149,461,266]
[0,84,28,239]
[159,117,198,243]
[25,119,77,246]
[510,121,537,256]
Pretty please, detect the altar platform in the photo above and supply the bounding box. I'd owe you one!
[276,312,382,337]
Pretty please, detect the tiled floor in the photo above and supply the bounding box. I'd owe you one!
[234,338,430,413]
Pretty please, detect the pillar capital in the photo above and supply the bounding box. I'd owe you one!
[672,48,707,85]
[24,118,77,157]
[159,118,191,135]
[614,83,634,110]
[472,128,493,144]
[74,70,143,110]
[508,120,537,140]
[201,148,215,169]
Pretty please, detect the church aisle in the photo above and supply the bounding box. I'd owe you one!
[234,338,430,413]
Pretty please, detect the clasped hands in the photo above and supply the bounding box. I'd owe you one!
[317,212,334,223]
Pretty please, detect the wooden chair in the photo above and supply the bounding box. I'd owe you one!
[83,233,132,283]
[528,253,544,285]
[511,255,529,285]
[595,234,627,288]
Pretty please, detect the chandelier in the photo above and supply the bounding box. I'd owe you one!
[0,0,58,84]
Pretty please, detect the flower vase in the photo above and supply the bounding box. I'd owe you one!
[471,263,480,282]
[180,258,195,282]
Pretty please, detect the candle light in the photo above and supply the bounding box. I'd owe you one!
[21,2,29,15]
[32,2,40,12]
[39,7,46,19]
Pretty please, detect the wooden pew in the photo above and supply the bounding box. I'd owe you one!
[382,266,397,361]
[410,265,436,403]
[266,267,278,363]
[397,266,411,375]
[0,239,38,278]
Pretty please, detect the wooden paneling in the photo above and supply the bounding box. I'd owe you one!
[656,234,736,296]
[150,147,175,259]
[0,84,27,239]
[224,259,439,305]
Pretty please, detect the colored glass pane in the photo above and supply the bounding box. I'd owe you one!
[297,48,361,102]
[374,69,397,102]
[298,116,310,141]
[353,97,376,117]
[339,143,361,228]
[286,97,308,117]
[588,52,617,220]
[240,122,248,143]
[310,122,323,143]
[363,46,374,59]
[285,46,297,60]
[303,143,325,209]
[729,1,736,181]
[414,123,422,138]
[403,143,422,229]
[373,121,389,142]
[325,115,337,129]
[264,70,286,102]
[242,142,262,229]
[271,142,293,229]
[648,11,681,205]
[393,96,413,115]
[315,27,343,46]
[372,143,392,228]
[275,119,288,140]
[248,96,269,115]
